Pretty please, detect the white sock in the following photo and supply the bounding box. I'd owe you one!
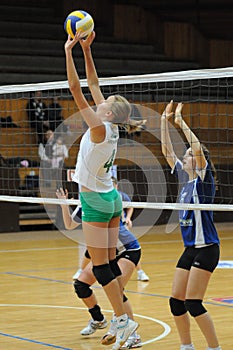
[206,347,221,350]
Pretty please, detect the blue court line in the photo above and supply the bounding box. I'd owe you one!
[0,332,72,349]
[3,272,71,284]
[3,271,169,298]
[3,272,233,309]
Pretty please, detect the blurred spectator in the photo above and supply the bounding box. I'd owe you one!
[38,129,55,165]
[48,97,66,132]
[26,91,49,143]
[51,135,68,168]
[38,129,55,187]
[0,115,19,128]
[0,154,39,168]
[38,130,68,187]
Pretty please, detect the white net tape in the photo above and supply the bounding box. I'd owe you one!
[0,66,233,93]
[1,195,233,211]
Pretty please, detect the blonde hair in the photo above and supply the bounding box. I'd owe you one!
[111,95,147,134]
[111,95,131,123]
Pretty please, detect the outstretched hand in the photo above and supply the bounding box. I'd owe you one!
[64,31,83,52]
[56,187,68,200]
[162,100,174,120]
[174,102,184,126]
[79,31,96,51]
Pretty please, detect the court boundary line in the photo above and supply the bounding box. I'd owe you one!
[0,304,171,348]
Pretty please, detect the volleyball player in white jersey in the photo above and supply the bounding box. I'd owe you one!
[64,31,143,350]
[161,100,221,350]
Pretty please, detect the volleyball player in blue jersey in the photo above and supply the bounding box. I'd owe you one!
[56,187,142,349]
[161,101,221,350]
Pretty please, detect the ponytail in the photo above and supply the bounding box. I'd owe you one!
[110,95,147,134]
[201,143,218,187]
[114,118,147,134]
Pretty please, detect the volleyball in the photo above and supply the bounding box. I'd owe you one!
[64,10,94,39]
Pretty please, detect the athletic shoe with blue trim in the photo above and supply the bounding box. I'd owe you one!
[112,318,139,350]
[101,314,117,345]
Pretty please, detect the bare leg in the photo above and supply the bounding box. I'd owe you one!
[174,313,192,345]
[118,258,135,320]
[186,267,220,348]
[77,262,98,309]
[83,219,126,317]
[80,255,90,270]
[171,268,192,345]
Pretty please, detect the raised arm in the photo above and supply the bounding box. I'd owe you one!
[174,103,207,170]
[56,188,80,230]
[161,100,177,169]
[79,31,105,105]
[64,33,103,129]
[124,207,134,229]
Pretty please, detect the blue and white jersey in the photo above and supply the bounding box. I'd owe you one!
[117,190,140,252]
[118,191,131,222]
[173,159,220,247]
[117,220,140,253]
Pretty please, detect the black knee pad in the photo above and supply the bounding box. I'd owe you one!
[109,259,122,277]
[123,293,128,303]
[169,297,187,316]
[92,263,115,286]
[73,279,92,299]
[185,299,207,317]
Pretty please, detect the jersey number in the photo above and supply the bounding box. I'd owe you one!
[104,149,116,173]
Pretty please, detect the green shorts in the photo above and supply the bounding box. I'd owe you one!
[80,188,122,222]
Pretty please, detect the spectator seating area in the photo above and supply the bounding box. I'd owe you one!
[0,0,201,85]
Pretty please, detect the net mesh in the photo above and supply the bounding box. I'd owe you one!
[0,67,233,228]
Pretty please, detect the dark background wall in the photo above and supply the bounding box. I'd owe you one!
[0,0,233,85]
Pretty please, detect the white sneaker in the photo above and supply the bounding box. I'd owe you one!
[73,268,82,280]
[120,333,142,348]
[101,314,117,345]
[137,270,149,282]
[112,318,139,350]
[80,318,107,336]
[180,344,195,350]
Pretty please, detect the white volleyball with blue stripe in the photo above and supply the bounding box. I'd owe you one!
[64,10,94,39]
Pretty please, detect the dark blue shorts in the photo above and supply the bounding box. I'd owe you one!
[117,249,141,266]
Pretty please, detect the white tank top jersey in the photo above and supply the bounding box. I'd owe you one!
[72,121,119,192]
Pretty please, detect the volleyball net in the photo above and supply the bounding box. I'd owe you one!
[0,66,233,231]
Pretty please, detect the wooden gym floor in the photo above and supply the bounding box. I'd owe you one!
[0,223,232,350]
